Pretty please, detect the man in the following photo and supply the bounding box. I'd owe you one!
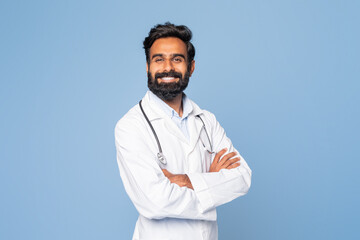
[115,22,252,240]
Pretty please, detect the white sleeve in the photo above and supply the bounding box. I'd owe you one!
[187,112,252,213]
[115,117,216,221]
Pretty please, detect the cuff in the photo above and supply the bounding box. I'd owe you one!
[187,172,215,213]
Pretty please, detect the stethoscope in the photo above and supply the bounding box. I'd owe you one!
[139,100,213,166]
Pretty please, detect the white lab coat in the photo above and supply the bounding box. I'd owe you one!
[115,91,252,240]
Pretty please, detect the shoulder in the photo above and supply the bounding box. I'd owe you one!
[114,103,146,139]
[202,109,217,122]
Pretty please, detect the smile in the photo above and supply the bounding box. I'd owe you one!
[159,77,178,82]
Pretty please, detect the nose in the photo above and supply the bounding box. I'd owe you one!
[163,59,174,72]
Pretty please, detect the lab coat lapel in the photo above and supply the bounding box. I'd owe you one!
[141,91,189,144]
[188,101,205,153]
[188,115,203,152]
[163,118,189,144]
[141,92,164,121]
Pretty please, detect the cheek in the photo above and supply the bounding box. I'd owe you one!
[149,65,160,75]
[178,64,188,73]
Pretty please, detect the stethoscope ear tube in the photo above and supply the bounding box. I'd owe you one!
[139,100,167,165]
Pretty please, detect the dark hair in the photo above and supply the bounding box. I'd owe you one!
[143,22,195,68]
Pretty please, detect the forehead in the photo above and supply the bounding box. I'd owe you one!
[150,37,187,57]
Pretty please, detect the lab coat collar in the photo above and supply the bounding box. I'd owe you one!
[140,91,205,148]
[140,91,169,121]
[190,99,204,117]
[141,91,204,121]
[148,91,193,121]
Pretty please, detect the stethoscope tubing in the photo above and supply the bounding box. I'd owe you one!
[139,100,163,153]
[139,100,212,166]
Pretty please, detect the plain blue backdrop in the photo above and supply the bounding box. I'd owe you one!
[1,0,359,239]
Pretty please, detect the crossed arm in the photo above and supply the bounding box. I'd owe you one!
[162,148,241,189]
[115,112,251,220]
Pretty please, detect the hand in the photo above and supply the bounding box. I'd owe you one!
[162,169,194,190]
[209,148,241,172]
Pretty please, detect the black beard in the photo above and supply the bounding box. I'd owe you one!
[147,70,190,101]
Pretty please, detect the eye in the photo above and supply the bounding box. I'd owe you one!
[173,57,183,62]
[154,58,164,62]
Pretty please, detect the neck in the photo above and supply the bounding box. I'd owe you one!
[163,93,183,117]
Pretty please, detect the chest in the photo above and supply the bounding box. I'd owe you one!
[149,117,214,174]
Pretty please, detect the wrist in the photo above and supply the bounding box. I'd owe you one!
[184,174,194,190]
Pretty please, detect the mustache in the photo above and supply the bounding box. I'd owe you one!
[155,70,182,80]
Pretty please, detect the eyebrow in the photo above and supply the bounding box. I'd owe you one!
[151,53,186,60]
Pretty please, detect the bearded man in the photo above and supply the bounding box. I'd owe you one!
[115,22,252,240]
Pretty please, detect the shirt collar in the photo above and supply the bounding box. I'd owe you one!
[148,90,193,120]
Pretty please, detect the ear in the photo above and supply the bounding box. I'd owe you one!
[189,60,195,77]
[146,62,149,73]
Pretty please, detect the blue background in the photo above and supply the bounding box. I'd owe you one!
[1,0,359,239]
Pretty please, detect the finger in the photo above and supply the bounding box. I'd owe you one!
[222,157,240,168]
[212,148,227,164]
[218,152,237,166]
[226,162,241,169]
[162,169,172,177]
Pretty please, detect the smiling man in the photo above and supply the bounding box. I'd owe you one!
[115,22,252,240]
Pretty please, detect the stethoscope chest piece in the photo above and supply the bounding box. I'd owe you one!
[139,99,168,167]
[157,152,167,165]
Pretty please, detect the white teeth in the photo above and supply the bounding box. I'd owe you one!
[161,77,175,80]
